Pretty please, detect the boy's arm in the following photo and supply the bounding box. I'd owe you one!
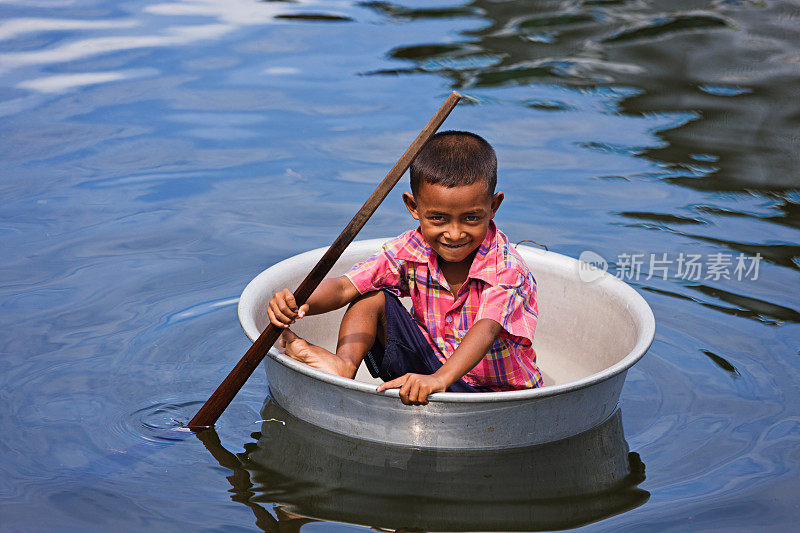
[376,318,502,405]
[304,275,361,315]
[268,275,360,327]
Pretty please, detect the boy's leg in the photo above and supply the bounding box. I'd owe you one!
[280,291,386,379]
[335,290,387,376]
[283,290,492,392]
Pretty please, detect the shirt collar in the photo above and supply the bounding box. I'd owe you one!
[466,221,499,286]
[394,221,500,286]
[394,228,431,263]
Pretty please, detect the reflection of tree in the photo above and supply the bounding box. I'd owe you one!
[362,0,800,202]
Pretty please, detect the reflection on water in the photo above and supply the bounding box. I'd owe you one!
[364,0,800,194]
[1,0,799,530]
[642,284,800,327]
[197,401,647,532]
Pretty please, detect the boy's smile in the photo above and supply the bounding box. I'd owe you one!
[403,181,504,265]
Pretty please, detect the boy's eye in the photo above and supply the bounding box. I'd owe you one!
[428,215,445,221]
[465,215,480,222]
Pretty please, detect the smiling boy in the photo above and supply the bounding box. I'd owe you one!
[268,131,543,405]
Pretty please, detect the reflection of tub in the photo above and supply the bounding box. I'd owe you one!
[239,401,648,531]
[238,240,655,449]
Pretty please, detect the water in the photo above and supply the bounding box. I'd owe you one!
[1,0,798,530]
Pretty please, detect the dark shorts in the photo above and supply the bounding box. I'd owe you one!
[362,289,492,393]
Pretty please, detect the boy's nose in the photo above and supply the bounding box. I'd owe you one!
[444,225,466,240]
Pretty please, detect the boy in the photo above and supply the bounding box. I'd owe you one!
[268,131,542,406]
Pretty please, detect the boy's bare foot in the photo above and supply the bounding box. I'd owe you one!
[280,329,355,378]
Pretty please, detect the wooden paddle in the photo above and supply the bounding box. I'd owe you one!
[188,91,462,429]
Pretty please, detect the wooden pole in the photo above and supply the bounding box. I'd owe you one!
[188,91,462,429]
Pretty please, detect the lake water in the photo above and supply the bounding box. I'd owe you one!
[1,0,799,530]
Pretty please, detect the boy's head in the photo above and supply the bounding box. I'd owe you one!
[410,130,497,197]
[403,131,504,265]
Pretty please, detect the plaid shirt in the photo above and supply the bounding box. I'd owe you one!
[345,222,542,391]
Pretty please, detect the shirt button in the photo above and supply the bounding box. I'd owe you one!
[446,316,453,324]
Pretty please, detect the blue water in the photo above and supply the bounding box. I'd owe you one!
[1,0,799,530]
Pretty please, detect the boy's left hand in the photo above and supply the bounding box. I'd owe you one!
[376,373,447,405]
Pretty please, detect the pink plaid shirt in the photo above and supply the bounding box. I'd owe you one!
[345,222,542,391]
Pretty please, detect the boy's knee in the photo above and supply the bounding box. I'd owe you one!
[353,290,386,312]
[346,290,388,346]
[349,291,388,332]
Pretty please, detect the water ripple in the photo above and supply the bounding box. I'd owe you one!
[160,297,239,328]
[603,13,732,43]
[275,13,354,22]
[118,401,198,444]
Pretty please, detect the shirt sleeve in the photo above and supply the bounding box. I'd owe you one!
[474,268,538,343]
[344,238,409,296]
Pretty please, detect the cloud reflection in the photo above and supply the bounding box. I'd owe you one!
[18,69,156,93]
[0,24,234,73]
[0,0,313,92]
[145,0,294,25]
[0,17,138,40]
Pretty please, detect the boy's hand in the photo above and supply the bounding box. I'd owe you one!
[267,289,310,328]
[376,373,447,405]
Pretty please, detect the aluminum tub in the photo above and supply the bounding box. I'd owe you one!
[238,239,655,449]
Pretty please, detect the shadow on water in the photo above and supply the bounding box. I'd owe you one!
[197,400,648,532]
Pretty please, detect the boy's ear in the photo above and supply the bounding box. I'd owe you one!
[402,192,420,220]
[490,191,504,217]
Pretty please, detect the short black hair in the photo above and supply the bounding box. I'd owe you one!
[410,131,497,197]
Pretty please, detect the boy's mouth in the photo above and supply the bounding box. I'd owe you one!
[440,241,470,250]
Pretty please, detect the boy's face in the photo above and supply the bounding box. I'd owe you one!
[403,181,504,264]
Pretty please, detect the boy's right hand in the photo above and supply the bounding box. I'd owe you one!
[268,289,310,328]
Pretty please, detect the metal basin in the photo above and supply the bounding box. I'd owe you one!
[238,239,655,449]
